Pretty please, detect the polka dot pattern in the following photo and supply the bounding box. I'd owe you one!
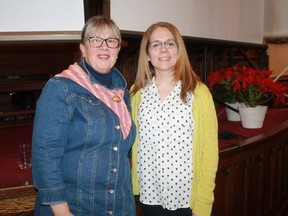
[137,78,194,210]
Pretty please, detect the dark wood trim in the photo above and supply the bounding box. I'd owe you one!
[84,0,110,20]
[214,109,288,216]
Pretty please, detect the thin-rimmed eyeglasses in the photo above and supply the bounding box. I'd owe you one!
[148,39,178,50]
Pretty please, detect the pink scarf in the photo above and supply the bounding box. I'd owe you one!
[56,63,131,139]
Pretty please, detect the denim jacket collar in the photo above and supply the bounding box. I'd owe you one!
[77,59,127,90]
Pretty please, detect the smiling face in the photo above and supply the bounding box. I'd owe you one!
[80,25,120,74]
[147,27,178,75]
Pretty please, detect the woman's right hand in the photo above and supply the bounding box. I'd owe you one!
[50,202,73,216]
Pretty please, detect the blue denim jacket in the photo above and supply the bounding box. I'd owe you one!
[32,63,136,216]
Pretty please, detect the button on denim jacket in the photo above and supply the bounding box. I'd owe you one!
[32,62,136,216]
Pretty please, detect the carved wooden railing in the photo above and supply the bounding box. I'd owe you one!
[214,109,288,216]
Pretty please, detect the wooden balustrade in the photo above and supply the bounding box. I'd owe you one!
[213,109,288,216]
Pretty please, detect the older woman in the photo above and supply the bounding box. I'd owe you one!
[32,16,136,216]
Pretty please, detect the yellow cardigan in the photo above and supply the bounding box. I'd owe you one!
[130,83,219,216]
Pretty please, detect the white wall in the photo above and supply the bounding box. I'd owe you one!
[111,0,264,44]
[1,0,286,43]
[0,0,85,41]
[264,0,288,38]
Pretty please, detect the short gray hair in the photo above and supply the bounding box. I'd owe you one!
[81,16,121,44]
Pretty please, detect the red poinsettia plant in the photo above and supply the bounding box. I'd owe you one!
[208,65,288,107]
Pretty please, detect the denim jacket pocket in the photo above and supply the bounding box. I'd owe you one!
[75,94,105,121]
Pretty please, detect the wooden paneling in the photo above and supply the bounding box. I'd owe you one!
[0,185,35,216]
[0,43,80,77]
[214,111,288,216]
[0,35,269,126]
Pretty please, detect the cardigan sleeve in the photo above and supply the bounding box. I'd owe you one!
[191,84,219,216]
[130,88,141,195]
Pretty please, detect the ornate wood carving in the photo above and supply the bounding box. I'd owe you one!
[214,112,288,216]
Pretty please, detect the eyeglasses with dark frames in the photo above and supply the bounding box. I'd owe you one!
[88,37,120,49]
[148,39,178,50]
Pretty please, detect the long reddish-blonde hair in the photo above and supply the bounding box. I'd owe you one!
[130,22,201,103]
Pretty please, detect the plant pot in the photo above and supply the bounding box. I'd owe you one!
[238,105,268,129]
[225,102,241,121]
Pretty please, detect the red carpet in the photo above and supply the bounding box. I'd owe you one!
[218,108,288,150]
[0,125,33,186]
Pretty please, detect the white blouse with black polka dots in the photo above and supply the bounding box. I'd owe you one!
[137,78,194,210]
